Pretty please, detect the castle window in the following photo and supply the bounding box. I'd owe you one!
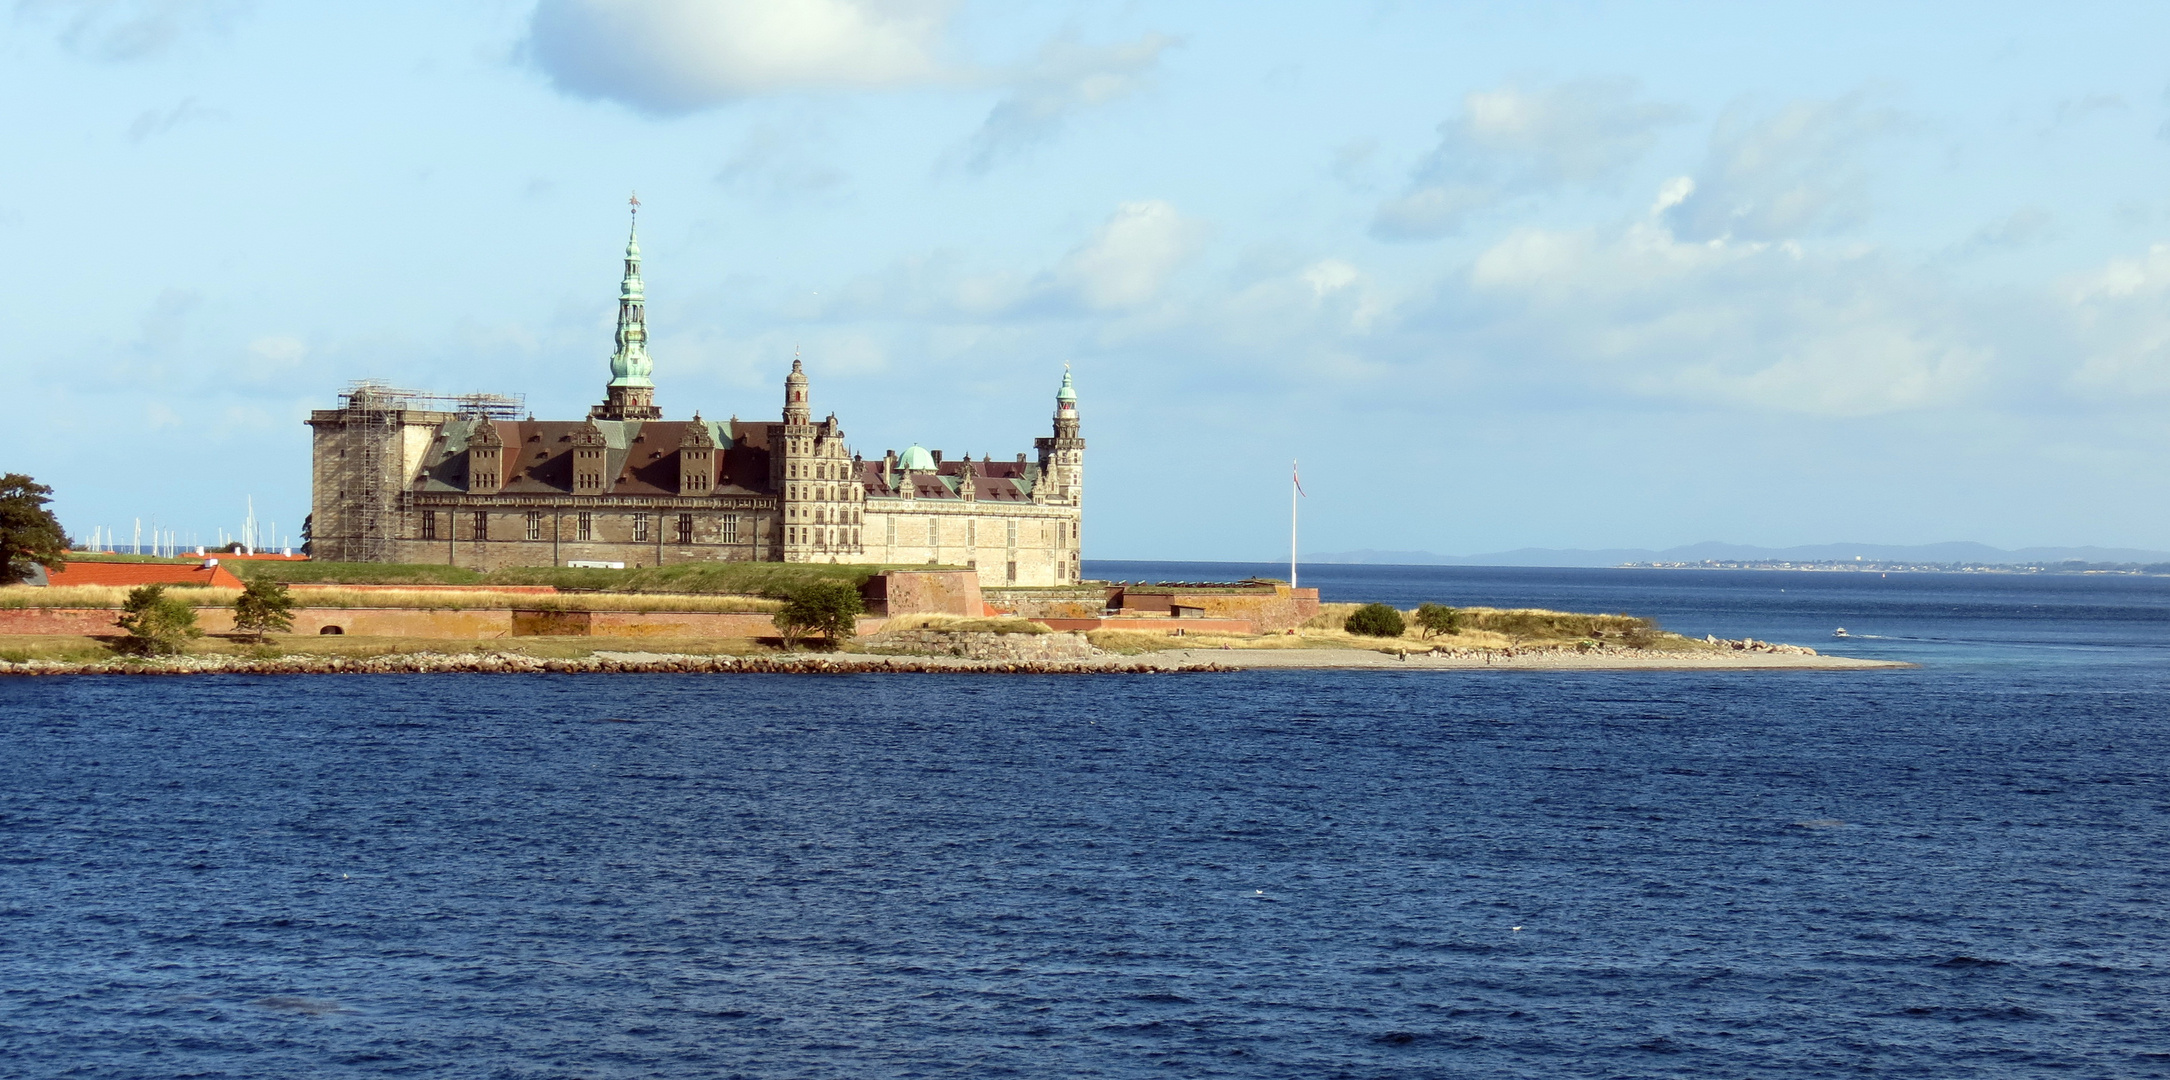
[968,520,977,548]
[421,513,437,541]
[676,513,693,545]
[1006,561,1017,583]
[927,518,938,546]
[472,512,489,541]
[1058,521,1068,547]
[721,514,739,544]
[526,511,541,541]
[633,513,648,542]
[1006,519,1018,548]
[577,512,592,541]
[886,517,897,547]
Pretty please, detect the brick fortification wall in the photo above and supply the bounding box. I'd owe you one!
[865,571,983,617]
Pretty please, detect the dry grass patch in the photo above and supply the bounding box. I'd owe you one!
[0,585,240,609]
[1301,601,1712,652]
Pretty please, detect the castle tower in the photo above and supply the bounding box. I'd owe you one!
[592,196,662,421]
[1035,365,1085,581]
[777,354,815,561]
[1035,365,1085,505]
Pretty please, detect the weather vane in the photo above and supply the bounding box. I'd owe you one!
[629,191,640,215]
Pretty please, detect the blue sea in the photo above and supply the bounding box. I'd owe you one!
[3,562,2168,1078]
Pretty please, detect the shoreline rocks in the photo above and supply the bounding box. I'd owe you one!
[0,651,1230,677]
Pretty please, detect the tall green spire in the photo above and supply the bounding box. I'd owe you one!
[609,195,653,389]
[591,194,663,420]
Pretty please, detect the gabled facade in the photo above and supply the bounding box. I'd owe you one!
[307,206,1084,585]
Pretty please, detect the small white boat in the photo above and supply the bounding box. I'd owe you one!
[1832,628,1850,638]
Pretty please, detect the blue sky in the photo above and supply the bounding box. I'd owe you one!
[8,1,2170,559]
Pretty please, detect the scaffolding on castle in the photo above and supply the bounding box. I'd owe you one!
[337,380,526,563]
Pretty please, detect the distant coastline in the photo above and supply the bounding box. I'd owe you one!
[1304,541,2170,570]
[1620,560,2170,576]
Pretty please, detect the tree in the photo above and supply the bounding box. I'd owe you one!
[0,473,67,585]
[1345,603,1406,638]
[232,578,297,641]
[299,513,313,557]
[773,580,865,650]
[1413,603,1464,638]
[117,584,203,655]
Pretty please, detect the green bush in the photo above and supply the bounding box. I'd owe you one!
[773,580,866,649]
[1344,603,1406,638]
[231,578,297,640]
[117,584,202,655]
[1413,603,1464,638]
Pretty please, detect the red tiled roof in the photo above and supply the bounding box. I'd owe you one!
[45,562,245,589]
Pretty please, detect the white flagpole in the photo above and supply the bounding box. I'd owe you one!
[1290,459,1299,589]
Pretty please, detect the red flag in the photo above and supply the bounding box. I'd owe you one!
[1293,461,1306,497]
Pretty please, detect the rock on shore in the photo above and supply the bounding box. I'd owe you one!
[0,651,1228,677]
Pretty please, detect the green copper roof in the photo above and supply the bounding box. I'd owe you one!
[1056,365,1076,404]
[608,206,654,388]
[898,444,936,471]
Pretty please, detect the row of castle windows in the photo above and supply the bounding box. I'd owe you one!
[787,483,859,502]
[873,517,1071,549]
[791,506,860,525]
[787,526,859,548]
[421,510,736,545]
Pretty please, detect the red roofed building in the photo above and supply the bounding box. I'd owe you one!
[43,561,244,589]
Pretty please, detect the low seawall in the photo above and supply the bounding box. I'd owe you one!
[0,653,1225,677]
[866,629,1096,662]
[0,607,884,640]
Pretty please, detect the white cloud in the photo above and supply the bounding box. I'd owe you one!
[1459,215,1993,416]
[527,0,953,113]
[964,33,1173,171]
[1373,78,1685,239]
[1046,199,1206,311]
[2069,242,2170,397]
[1663,95,1899,241]
[16,0,243,61]
[797,200,1206,321]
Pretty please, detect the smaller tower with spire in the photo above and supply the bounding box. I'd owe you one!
[1036,364,1085,504]
[592,194,662,421]
[776,353,815,561]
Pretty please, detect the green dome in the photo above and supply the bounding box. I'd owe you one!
[898,444,936,471]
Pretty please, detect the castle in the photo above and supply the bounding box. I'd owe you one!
[307,207,1085,585]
